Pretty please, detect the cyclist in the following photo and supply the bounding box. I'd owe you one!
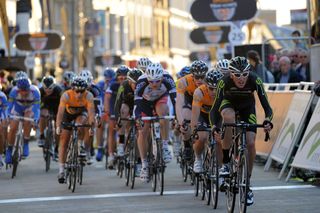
[191,69,223,173]
[96,68,116,161]
[5,77,40,163]
[79,69,103,163]
[60,71,76,91]
[104,65,129,169]
[210,56,273,205]
[176,60,208,161]
[134,62,176,182]
[56,76,95,183]
[115,68,143,155]
[173,65,191,157]
[136,57,152,72]
[215,59,230,75]
[0,84,7,168]
[38,76,63,157]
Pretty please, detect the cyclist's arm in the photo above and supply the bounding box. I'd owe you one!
[164,74,177,112]
[175,78,186,125]
[32,89,41,121]
[134,79,147,118]
[0,93,8,119]
[209,80,224,127]
[6,89,16,116]
[114,85,124,120]
[104,90,111,115]
[86,92,96,126]
[255,77,273,121]
[191,88,203,132]
[56,93,68,129]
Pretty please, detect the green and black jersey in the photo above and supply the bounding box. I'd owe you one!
[209,72,273,127]
[114,80,134,119]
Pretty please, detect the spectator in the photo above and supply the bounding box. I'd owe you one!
[292,30,307,50]
[295,49,310,82]
[314,81,320,96]
[275,56,301,83]
[247,50,274,83]
[288,48,300,70]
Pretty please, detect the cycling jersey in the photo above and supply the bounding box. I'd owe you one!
[88,83,103,115]
[106,81,120,117]
[192,84,214,114]
[0,91,8,119]
[114,80,134,119]
[60,89,95,115]
[40,85,63,115]
[134,73,176,117]
[7,85,41,121]
[59,83,71,92]
[209,72,273,128]
[177,74,198,108]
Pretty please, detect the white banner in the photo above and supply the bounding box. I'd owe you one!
[268,91,313,164]
[290,98,320,171]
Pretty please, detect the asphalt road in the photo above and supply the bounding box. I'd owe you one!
[0,142,319,213]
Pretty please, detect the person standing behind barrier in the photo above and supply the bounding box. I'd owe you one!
[247,50,275,83]
[275,56,301,84]
[291,30,307,50]
[295,49,310,82]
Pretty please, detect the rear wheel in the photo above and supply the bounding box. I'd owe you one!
[194,174,200,197]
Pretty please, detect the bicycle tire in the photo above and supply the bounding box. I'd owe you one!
[78,163,84,185]
[210,146,219,209]
[181,160,188,182]
[44,128,53,172]
[203,151,211,205]
[158,141,164,196]
[194,174,200,197]
[70,143,78,193]
[11,135,22,179]
[200,176,205,200]
[238,149,249,213]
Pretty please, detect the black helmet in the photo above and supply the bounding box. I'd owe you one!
[204,69,224,88]
[42,76,56,89]
[229,56,251,73]
[127,68,143,83]
[71,76,88,91]
[116,65,130,76]
[190,60,208,77]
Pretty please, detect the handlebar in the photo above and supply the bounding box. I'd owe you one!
[141,115,175,121]
[9,115,35,122]
[61,122,92,129]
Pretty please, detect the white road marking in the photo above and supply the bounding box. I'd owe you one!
[0,185,315,204]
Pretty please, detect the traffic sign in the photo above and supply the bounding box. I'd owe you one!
[24,55,35,69]
[228,28,245,45]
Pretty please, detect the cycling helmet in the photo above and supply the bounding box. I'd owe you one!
[116,65,130,76]
[63,71,76,84]
[146,62,164,81]
[15,71,28,80]
[176,66,191,79]
[190,60,208,77]
[42,76,56,89]
[137,57,152,71]
[127,68,143,83]
[204,69,224,88]
[71,76,88,91]
[216,59,230,73]
[79,69,93,85]
[103,67,115,79]
[16,78,31,90]
[229,56,251,73]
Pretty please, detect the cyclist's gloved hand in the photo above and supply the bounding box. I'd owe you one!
[56,126,62,135]
[211,126,222,142]
[89,127,95,136]
[180,119,190,134]
[263,119,273,132]
[135,117,144,130]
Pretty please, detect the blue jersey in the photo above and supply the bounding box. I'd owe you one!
[0,91,8,119]
[7,85,41,121]
[106,81,120,116]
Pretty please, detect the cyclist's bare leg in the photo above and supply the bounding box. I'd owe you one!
[59,129,71,163]
[96,119,105,148]
[193,131,208,158]
[108,119,116,156]
[220,108,235,149]
[75,115,89,149]
[39,109,49,136]
[119,104,130,146]
[181,108,192,140]
[7,120,19,146]
[23,111,33,140]
[0,121,6,154]
[246,131,256,177]
[155,103,169,140]
[137,122,151,161]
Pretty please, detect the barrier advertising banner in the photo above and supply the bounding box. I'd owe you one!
[265,91,313,177]
[255,91,294,157]
[290,98,320,172]
[190,0,257,23]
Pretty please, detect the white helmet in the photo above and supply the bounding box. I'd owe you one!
[216,59,230,74]
[79,69,93,85]
[137,57,152,72]
[146,63,164,81]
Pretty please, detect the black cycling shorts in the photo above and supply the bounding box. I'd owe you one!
[62,110,88,130]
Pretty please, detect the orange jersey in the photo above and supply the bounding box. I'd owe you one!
[192,84,214,113]
[60,90,94,115]
[176,74,197,97]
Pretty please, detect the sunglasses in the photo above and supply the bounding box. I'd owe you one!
[231,72,249,78]
[148,80,161,84]
[118,76,127,81]
[194,75,205,80]
[75,90,85,94]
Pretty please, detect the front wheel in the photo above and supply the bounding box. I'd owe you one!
[238,150,249,213]
[210,147,219,209]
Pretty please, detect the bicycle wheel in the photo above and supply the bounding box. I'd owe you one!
[44,128,53,172]
[210,147,219,209]
[78,161,84,185]
[157,141,164,195]
[200,175,205,200]
[181,159,188,182]
[238,150,249,213]
[193,173,200,197]
[226,164,236,213]
[11,135,22,179]
[70,142,78,192]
